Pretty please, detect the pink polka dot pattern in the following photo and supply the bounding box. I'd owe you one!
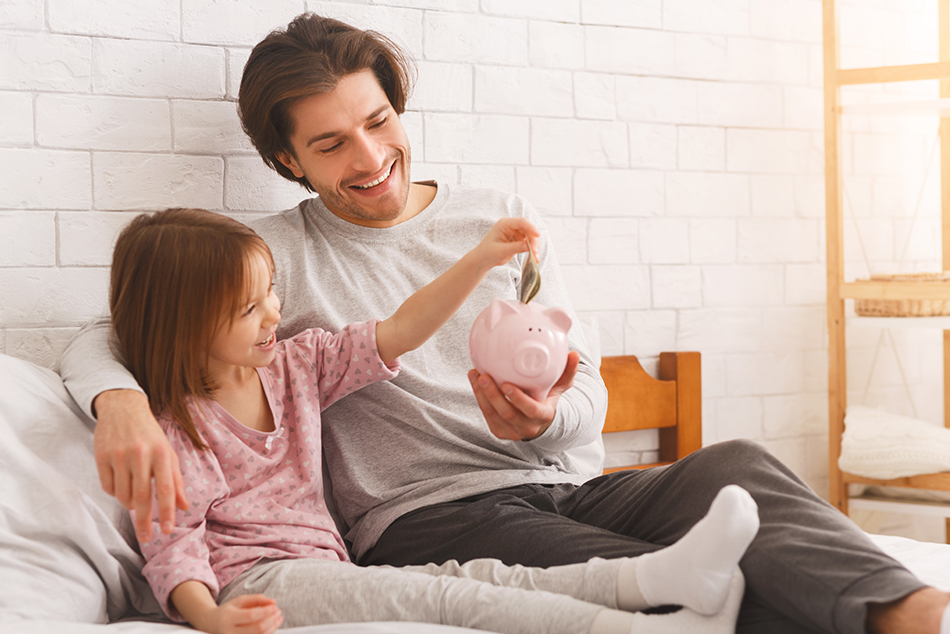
[137,320,399,620]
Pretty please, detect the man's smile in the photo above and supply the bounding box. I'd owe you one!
[351,162,394,190]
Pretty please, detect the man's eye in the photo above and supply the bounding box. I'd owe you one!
[371,117,387,129]
[319,142,342,154]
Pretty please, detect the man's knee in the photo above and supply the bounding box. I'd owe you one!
[691,438,772,467]
[685,439,794,487]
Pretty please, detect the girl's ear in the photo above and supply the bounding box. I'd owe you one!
[276,151,304,178]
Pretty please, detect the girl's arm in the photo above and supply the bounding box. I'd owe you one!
[137,423,228,621]
[375,217,539,364]
[170,581,282,634]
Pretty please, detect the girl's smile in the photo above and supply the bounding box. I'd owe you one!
[257,332,277,349]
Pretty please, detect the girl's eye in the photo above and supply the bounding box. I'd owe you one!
[242,305,255,317]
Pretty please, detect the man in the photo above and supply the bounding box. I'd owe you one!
[62,12,950,634]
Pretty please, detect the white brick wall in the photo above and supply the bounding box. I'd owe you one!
[48,0,180,41]
[574,169,664,217]
[581,0,661,29]
[92,39,226,98]
[481,0,577,22]
[425,13,527,65]
[0,0,43,29]
[36,95,172,151]
[1,32,92,92]
[529,21,584,69]
[182,0,304,46]
[0,212,55,266]
[0,149,92,208]
[475,67,573,117]
[58,211,141,266]
[0,92,33,146]
[94,153,224,210]
[0,0,941,500]
[425,114,530,164]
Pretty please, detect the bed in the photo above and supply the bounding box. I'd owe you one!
[2,350,950,634]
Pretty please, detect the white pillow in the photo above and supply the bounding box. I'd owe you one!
[0,353,161,624]
[840,406,950,480]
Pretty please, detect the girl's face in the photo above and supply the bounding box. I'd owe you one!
[206,251,282,381]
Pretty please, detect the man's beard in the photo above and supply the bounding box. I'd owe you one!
[314,149,412,225]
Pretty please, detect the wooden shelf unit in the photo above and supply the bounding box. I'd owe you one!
[824,0,950,522]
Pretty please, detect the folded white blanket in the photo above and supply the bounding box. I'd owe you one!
[840,406,950,479]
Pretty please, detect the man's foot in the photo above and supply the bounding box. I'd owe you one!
[868,587,950,634]
[591,570,746,634]
[623,484,759,615]
[629,569,745,634]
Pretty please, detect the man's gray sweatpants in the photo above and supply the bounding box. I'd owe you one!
[361,439,926,634]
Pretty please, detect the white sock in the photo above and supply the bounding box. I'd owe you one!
[941,601,950,634]
[619,484,759,616]
[628,568,745,634]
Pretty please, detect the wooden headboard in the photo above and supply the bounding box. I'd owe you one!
[599,352,702,473]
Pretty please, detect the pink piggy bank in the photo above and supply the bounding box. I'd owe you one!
[469,298,573,401]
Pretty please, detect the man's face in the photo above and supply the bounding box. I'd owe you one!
[277,69,412,227]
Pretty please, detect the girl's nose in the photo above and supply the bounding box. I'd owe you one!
[266,297,281,325]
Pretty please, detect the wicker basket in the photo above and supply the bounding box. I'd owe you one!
[854,272,950,317]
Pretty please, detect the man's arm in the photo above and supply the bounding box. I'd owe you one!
[469,199,607,453]
[61,318,188,542]
[60,317,144,418]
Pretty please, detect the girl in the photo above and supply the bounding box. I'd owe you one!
[109,207,758,634]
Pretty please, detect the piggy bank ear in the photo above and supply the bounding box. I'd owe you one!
[543,306,572,334]
[487,298,520,330]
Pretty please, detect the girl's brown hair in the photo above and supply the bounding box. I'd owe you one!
[109,208,274,449]
[238,12,416,191]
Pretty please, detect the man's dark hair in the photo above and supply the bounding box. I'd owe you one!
[238,13,415,191]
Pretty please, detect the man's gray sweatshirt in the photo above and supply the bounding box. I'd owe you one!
[60,183,608,559]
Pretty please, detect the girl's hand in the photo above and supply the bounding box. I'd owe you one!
[375,217,540,363]
[474,218,540,269]
[205,594,282,634]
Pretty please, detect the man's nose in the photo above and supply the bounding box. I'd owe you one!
[351,130,386,172]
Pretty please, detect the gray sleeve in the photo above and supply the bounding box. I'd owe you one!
[529,363,607,452]
[518,202,607,453]
[60,317,144,420]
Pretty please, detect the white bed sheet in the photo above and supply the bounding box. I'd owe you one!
[869,533,950,591]
[6,535,950,634]
[6,621,484,634]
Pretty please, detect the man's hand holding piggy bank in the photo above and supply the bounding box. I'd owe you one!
[468,298,573,402]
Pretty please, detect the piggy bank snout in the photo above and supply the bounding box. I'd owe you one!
[513,341,550,378]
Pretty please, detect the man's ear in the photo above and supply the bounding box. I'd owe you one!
[276,151,304,178]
